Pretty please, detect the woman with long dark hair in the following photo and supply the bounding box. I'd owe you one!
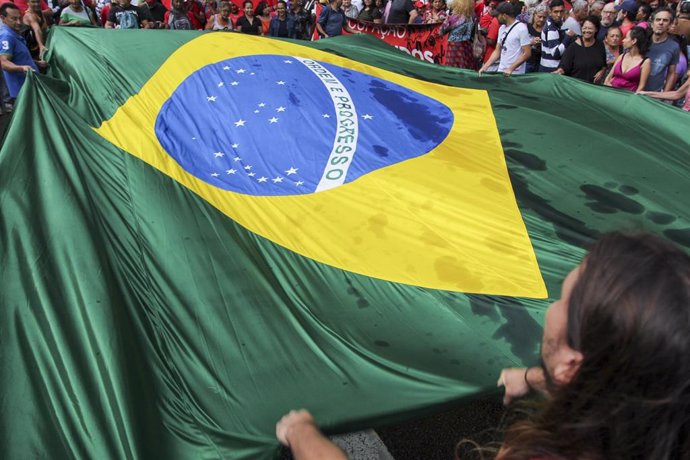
[605,26,651,92]
[276,232,690,460]
[493,232,690,460]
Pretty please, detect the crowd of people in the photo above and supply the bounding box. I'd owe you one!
[1,0,690,111]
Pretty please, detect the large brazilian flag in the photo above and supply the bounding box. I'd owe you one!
[1,28,688,459]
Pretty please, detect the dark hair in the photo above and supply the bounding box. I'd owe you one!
[498,232,690,460]
[681,1,690,15]
[637,3,652,19]
[582,14,600,33]
[276,0,286,6]
[496,1,517,17]
[549,0,564,8]
[0,2,19,16]
[629,25,651,54]
[254,0,269,15]
[652,5,675,19]
[622,7,636,21]
[243,0,253,8]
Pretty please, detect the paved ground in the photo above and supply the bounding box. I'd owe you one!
[281,394,506,459]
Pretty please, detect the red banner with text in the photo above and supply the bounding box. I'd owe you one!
[312,5,448,65]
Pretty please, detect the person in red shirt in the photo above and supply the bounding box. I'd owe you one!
[481,1,499,68]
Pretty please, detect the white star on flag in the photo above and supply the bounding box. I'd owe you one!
[250,72,255,75]
[232,144,239,149]
[231,81,239,86]
[258,102,266,107]
[234,156,241,161]
[234,119,246,127]
[272,176,283,183]
[237,69,246,74]
[257,177,268,183]
[322,114,330,118]
[277,81,285,85]
[284,60,293,64]
[223,66,230,70]
[269,117,279,124]
[218,82,224,87]
[254,110,260,113]
[211,172,219,177]
[285,167,298,175]
[244,165,252,170]
[276,107,286,112]
[362,114,374,120]
[207,96,217,102]
[191,137,196,140]
[248,172,256,177]
[214,152,224,158]
[226,169,237,174]
[295,181,304,186]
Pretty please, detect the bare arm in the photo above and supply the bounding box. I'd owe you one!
[479,46,501,74]
[407,8,418,24]
[663,63,678,91]
[276,410,347,460]
[105,20,115,28]
[498,367,547,405]
[0,54,34,73]
[604,54,622,86]
[24,14,46,50]
[505,44,531,76]
[640,76,690,100]
[636,58,651,93]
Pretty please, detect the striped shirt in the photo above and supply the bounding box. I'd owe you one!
[540,18,570,69]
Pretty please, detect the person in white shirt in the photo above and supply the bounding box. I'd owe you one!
[479,1,531,76]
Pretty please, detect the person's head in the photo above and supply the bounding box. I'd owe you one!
[452,0,474,17]
[571,0,588,20]
[275,0,287,17]
[496,1,517,23]
[548,0,565,23]
[580,15,600,39]
[120,0,132,7]
[28,0,42,12]
[243,0,254,15]
[615,0,637,22]
[600,0,616,25]
[530,3,548,26]
[431,0,445,12]
[589,0,604,17]
[362,0,373,8]
[652,6,674,36]
[604,25,622,47]
[290,0,302,10]
[69,0,83,10]
[637,2,652,21]
[172,0,186,11]
[254,1,269,15]
[219,1,230,16]
[0,3,22,31]
[502,232,690,459]
[648,0,663,9]
[229,2,238,13]
[343,0,351,7]
[624,25,651,52]
[375,0,383,8]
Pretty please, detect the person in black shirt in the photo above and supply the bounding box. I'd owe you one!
[105,0,152,28]
[237,0,263,35]
[555,15,606,82]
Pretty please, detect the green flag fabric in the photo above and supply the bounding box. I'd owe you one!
[1,29,688,459]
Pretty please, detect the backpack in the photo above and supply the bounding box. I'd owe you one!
[119,8,139,29]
